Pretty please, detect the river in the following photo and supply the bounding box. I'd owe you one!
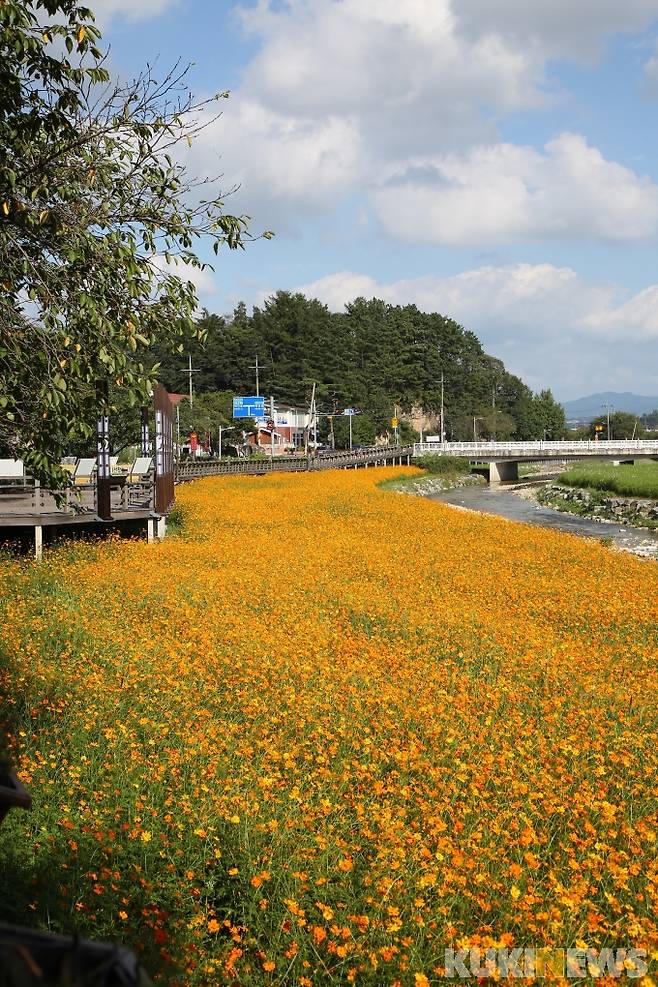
[431,483,658,559]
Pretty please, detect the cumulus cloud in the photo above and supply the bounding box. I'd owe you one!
[454,0,658,59]
[297,263,604,334]
[187,100,365,228]
[188,0,658,239]
[370,134,658,244]
[295,263,658,395]
[297,263,658,342]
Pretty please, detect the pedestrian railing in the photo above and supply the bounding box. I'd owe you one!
[414,440,658,458]
[175,445,414,480]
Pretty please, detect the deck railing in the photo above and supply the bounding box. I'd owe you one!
[0,475,154,521]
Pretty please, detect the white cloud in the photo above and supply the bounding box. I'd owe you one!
[297,263,603,333]
[644,40,658,90]
[151,255,218,298]
[297,263,658,342]
[580,284,658,338]
[371,134,658,245]
[295,262,658,395]
[188,100,364,228]
[89,0,177,24]
[189,1,658,240]
[455,0,658,59]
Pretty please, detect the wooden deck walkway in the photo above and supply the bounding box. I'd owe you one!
[0,480,157,557]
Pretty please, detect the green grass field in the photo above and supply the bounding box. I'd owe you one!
[558,461,658,498]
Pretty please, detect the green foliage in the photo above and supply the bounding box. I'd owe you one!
[151,293,562,447]
[415,454,471,475]
[558,463,658,499]
[330,414,377,448]
[0,1,258,486]
[588,411,644,439]
[513,389,566,440]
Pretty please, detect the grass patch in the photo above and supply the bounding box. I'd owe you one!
[558,461,658,498]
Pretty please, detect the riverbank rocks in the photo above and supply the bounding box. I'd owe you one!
[540,484,658,526]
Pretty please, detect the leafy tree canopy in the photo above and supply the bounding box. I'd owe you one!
[0,0,262,485]
[589,411,644,440]
[151,293,566,446]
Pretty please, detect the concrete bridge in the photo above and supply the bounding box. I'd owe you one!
[414,440,658,482]
[176,439,658,484]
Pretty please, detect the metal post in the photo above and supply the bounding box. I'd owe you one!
[96,380,112,521]
[349,413,353,451]
[440,371,445,445]
[140,406,150,455]
[250,354,260,397]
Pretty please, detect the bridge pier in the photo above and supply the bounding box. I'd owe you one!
[489,461,519,484]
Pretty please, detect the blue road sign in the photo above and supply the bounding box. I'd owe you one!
[343,408,356,416]
[233,396,265,419]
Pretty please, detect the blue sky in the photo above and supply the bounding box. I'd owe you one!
[95,0,658,400]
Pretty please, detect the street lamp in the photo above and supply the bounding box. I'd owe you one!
[343,408,356,450]
[218,425,235,462]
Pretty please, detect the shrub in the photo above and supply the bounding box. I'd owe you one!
[415,454,471,475]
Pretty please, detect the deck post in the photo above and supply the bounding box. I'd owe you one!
[34,525,43,561]
[156,515,166,539]
[147,518,156,543]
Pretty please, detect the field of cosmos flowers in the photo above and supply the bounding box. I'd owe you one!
[1,467,658,985]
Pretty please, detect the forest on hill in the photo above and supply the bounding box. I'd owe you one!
[151,291,565,445]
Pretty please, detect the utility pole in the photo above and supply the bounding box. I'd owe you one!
[250,354,260,397]
[492,384,496,442]
[603,403,613,440]
[440,372,445,445]
[304,382,316,459]
[180,354,200,409]
[270,395,275,460]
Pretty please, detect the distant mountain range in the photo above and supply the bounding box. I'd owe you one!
[562,391,658,422]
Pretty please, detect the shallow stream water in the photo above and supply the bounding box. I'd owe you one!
[431,484,658,559]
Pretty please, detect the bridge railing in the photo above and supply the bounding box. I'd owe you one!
[414,440,658,458]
